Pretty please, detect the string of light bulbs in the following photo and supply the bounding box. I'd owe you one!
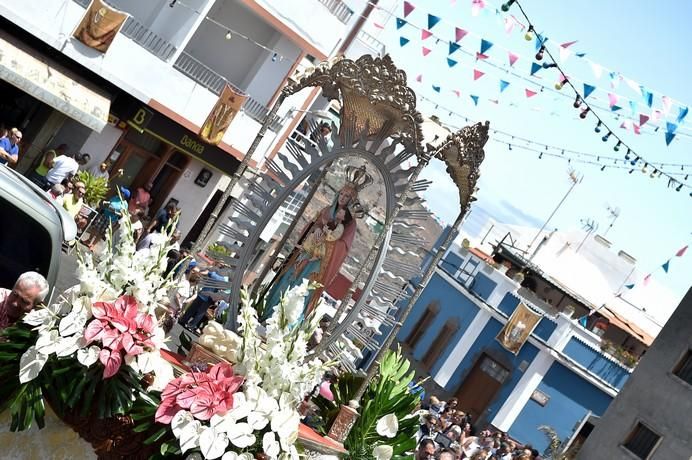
[495,0,690,195]
[170,0,286,62]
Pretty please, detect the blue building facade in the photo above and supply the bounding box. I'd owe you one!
[392,242,633,452]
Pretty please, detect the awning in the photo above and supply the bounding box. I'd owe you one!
[0,34,110,132]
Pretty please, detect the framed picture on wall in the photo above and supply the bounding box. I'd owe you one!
[531,389,550,406]
[195,168,213,187]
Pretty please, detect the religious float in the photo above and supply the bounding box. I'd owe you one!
[0,54,489,459]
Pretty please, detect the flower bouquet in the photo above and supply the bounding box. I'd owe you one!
[0,212,179,431]
[132,281,334,459]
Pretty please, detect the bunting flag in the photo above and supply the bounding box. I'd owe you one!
[676,245,688,257]
[480,38,493,54]
[575,52,586,57]
[399,36,410,47]
[508,51,519,67]
[661,260,670,273]
[530,62,541,76]
[471,0,485,16]
[662,95,673,115]
[473,69,485,80]
[609,71,620,89]
[455,27,468,42]
[643,274,652,286]
[428,13,441,29]
[640,86,654,107]
[651,109,662,123]
[629,101,638,117]
[665,131,676,146]
[608,93,618,108]
[403,1,415,17]
[583,83,596,99]
[396,18,407,30]
[677,106,689,124]
[590,62,603,79]
[422,46,431,56]
[500,80,510,92]
[525,89,537,98]
[625,283,635,290]
[611,105,622,112]
[447,57,458,67]
[421,29,433,40]
[415,74,422,82]
[632,123,641,135]
[432,85,441,93]
[476,52,489,60]
[449,42,461,55]
[373,22,385,29]
[534,33,546,51]
[453,89,461,97]
[470,95,479,105]
[639,113,650,126]
[559,46,572,63]
[666,121,678,134]
[561,40,578,48]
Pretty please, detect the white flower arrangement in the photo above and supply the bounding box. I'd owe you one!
[18,213,178,388]
[157,280,333,459]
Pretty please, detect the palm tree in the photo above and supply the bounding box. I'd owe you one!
[538,425,582,460]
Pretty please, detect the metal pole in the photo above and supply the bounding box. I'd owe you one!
[526,173,580,254]
[193,91,288,255]
[352,208,466,401]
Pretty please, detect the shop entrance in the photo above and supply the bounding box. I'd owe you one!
[456,354,510,420]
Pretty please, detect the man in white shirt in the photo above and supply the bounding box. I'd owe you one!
[45,152,79,188]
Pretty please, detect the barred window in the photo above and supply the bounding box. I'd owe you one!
[673,349,692,385]
[623,422,661,459]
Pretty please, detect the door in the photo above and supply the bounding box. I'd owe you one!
[456,354,510,420]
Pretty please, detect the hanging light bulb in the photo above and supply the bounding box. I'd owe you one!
[676,183,684,192]
[573,95,581,108]
[685,174,689,180]
[628,169,634,174]
[271,52,278,62]
[525,26,534,41]
[555,80,565,90]
[625,148,631,160]
[594,121,602,133]
[641,162,648,173]
[650,168,658,178]
[539,152,543,159]
[631,156,639,165]
[543,62,558,69]
[508,144,513,151]
[602,132,612,142]
[580,107,590,119]
[225,30,232,40]
[614,141,622,152]
[535,46,546,61]
[501,0,516,12]
[600,165,606,171]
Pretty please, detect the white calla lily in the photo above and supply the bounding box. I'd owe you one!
[178,419,203,453]
[198,426,229,460]
[77,345,100,367]
[263,431,281,458]
[172,410,195,438]
[18,346,48,383]
[376,413,399,438]
[373,445,394,460]
[227,422,255,448]
[271,408,300,441]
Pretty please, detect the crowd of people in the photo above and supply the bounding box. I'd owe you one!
[414,394,543,460]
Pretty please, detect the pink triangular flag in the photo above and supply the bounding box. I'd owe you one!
[525,89,537,98]
[662,95,673,116]
[471,0,485,16]
[421,29,433,40]
[504,17,515,34]
[633,124,641,135]
[416,74,422,83]
[508,51,519,67]
[639,113,650,126]
[476,52,489,60]
[561,40,578,48]
[455,27,468,42]
[590,62,603,79]
[620,120,630,130]
[422,46,431,56]
[452,89,461,97]
[403,1,415,17]
[473,69,485,80]
[373,22,384,29]
[559,46,572,63]
[608,93,618,108]
[651,109,662,123]
[643,274,652,286]
[676,245,688,257]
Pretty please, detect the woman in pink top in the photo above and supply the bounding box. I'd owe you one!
[129,182,153,215]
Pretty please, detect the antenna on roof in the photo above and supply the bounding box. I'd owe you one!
[576,218,599,252]
[604,204,621,237]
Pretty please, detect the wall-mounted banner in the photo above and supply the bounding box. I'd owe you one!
[496,303,542,354]
[199,84,247,145]
[73,0,128,53]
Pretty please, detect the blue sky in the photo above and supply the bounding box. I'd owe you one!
[365,0,691,301]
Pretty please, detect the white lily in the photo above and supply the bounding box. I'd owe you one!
[76,345,100,367]
[226,422,256,448]
[376,413,399,438]
[198,426,229,460]
[373,445,394,460]
[263,431,281,458]
[178,418,204,453]
[270,408,300,441]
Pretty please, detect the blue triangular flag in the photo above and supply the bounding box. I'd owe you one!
[625,283,635,289]
[629,100,638,117]
[446,58,458,68]
[579,316,588,327]
[500,80,510,92]
[396,18,407,30]
[662,259,670,273]
[677,106,689,124]
[665,131,676,145]
[611,105,622,112]
[399,36,410,47]
[535,33,546,50]
[640,85,653,107]
[449,42,461,55]
[583,83,596,99]
[432,85,441,93]
[428,13,441,29]
[666,122,678,133]
[576,52,586,57]
[530,62,542,76]
[470,95,479,106]
[480,39,493,55]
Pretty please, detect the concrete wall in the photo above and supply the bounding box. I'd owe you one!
[563,337,630,390]
[510,361,613,453]
[80,124,123,170]
[577,288,692,460]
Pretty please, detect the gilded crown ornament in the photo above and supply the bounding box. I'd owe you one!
[344,165,374,192]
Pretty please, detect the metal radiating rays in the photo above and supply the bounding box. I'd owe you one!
[202,119,430,358]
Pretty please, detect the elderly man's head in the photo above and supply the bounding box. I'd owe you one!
[6,272,49,322]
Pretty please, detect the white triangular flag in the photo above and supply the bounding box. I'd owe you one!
[590,62,603,79]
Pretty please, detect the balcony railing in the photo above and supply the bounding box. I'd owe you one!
[317,0,354,23]
[72,0,177,61]
[357,30,386,56]
[173,52,283,132]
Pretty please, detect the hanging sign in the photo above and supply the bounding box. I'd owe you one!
[73,0,128,53]
[199,84,247,145]
[496,303,542,354]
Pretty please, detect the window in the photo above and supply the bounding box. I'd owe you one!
[673,350,692,385]
[480,356,510,383]
[623,422,661,459]
[422,319,458,370]
[404,302,439,349]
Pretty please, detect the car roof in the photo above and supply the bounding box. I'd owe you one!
[0,166,77,241]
